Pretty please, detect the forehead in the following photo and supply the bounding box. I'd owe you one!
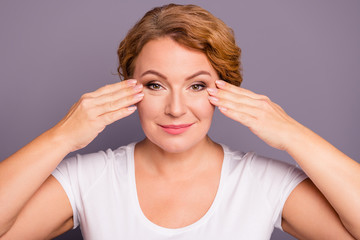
[133,37,217,78]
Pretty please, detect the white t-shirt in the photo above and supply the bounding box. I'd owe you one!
[52,142,307,240]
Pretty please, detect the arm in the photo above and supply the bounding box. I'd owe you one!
[282,178,355,240]
[0,79,144,237]
[1,176,74,240]
[207,80,360,239]
[284,119,360,238]
[0,129,71,236]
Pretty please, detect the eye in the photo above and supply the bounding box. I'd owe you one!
[190,83,206,91]
[146,82,163,91]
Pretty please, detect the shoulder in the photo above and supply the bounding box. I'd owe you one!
[224,145,303,179]
[246,152,302,179]
[223,145,308,229]
[53,142,135,186]
[56,149,111,178]
[223,145,307,196]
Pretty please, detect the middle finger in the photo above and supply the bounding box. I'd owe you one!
[207,87,260,108]
[94,83,143,106]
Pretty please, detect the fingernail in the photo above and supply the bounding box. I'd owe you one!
[127,79,137,86]
[218,106,228,112]
[127,106,137,111]
[133,84,143,91]
[215,80,226,87]
[208,96,218,102]
[134,93,144,99]
[206,88,218,94]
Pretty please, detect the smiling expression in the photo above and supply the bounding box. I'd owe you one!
[133,37,219,153]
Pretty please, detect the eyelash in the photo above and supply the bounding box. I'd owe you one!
[145,82,207,92]
[146,82,163,90]
[190,83,206,91]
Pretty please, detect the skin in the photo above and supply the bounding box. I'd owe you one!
[207,78,360,238]
[134,37,218,154]
[133,37,223,227]
[0,36,359,239]
[0,80,145,239]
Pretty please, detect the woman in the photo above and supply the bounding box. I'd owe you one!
[0,3,359,240]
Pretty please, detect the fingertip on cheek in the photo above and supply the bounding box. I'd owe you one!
[208,96,219,103]
[133,83,143,91]
[206,88,218,95]
[127,79,138,86]
[215,80,226,87]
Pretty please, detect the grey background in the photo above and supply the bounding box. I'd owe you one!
[1,0,359,239]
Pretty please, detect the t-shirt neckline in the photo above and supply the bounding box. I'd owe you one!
[126,142,229,235]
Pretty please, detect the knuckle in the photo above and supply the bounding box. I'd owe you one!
[105,92,115,103]
[97,84,112,93]
[102,84,112,91]
[223,101,235,111]
[80,91,95,102]
[105,101,116,112]
[259,100,268,108]
[232,102,240,110]
[236,112,252,126]
[110,91,118,98]
[259,94,270,100]
[103,110,125,124]
[80,97,92,108]
[80,93,91,100]
[127,86,138,95]
[216,89,224,97]
[217,98,225,107]
[127,94,136,103]
[259,98,271,109]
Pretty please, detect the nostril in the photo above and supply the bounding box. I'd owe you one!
[165,95,187,117]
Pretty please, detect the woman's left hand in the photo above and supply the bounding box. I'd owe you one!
[207,81,360,239]
[207,80,303,151]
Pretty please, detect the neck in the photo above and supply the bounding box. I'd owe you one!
[135,136,222,179]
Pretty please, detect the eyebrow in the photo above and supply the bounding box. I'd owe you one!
[140,70,211,80]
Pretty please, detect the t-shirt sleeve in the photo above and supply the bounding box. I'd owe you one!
[52,155,80,229]
[248,153,308,231]
[51,150,109,229]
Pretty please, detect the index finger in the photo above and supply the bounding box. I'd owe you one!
[92,79,138,97]
[215,80,266,100]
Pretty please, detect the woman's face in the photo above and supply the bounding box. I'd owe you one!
[133,37,218,153]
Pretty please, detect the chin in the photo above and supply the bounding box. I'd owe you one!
[152,139,195,153]
[164,144,194,154]
[147,133,208,154]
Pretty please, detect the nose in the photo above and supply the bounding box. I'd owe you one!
[164,90,187,117]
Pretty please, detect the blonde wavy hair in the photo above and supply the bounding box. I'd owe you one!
[117,4,242,86]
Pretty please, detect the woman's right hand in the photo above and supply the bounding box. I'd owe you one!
[52,79,144,152]
[1,80,144,238]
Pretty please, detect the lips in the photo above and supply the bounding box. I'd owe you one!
[159,123,194,135]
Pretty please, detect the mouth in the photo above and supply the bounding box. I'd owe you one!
[159,123,194,135]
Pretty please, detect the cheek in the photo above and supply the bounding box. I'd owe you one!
[137,94,162,122]
[137,92,215,121]
[188,94,215,119]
